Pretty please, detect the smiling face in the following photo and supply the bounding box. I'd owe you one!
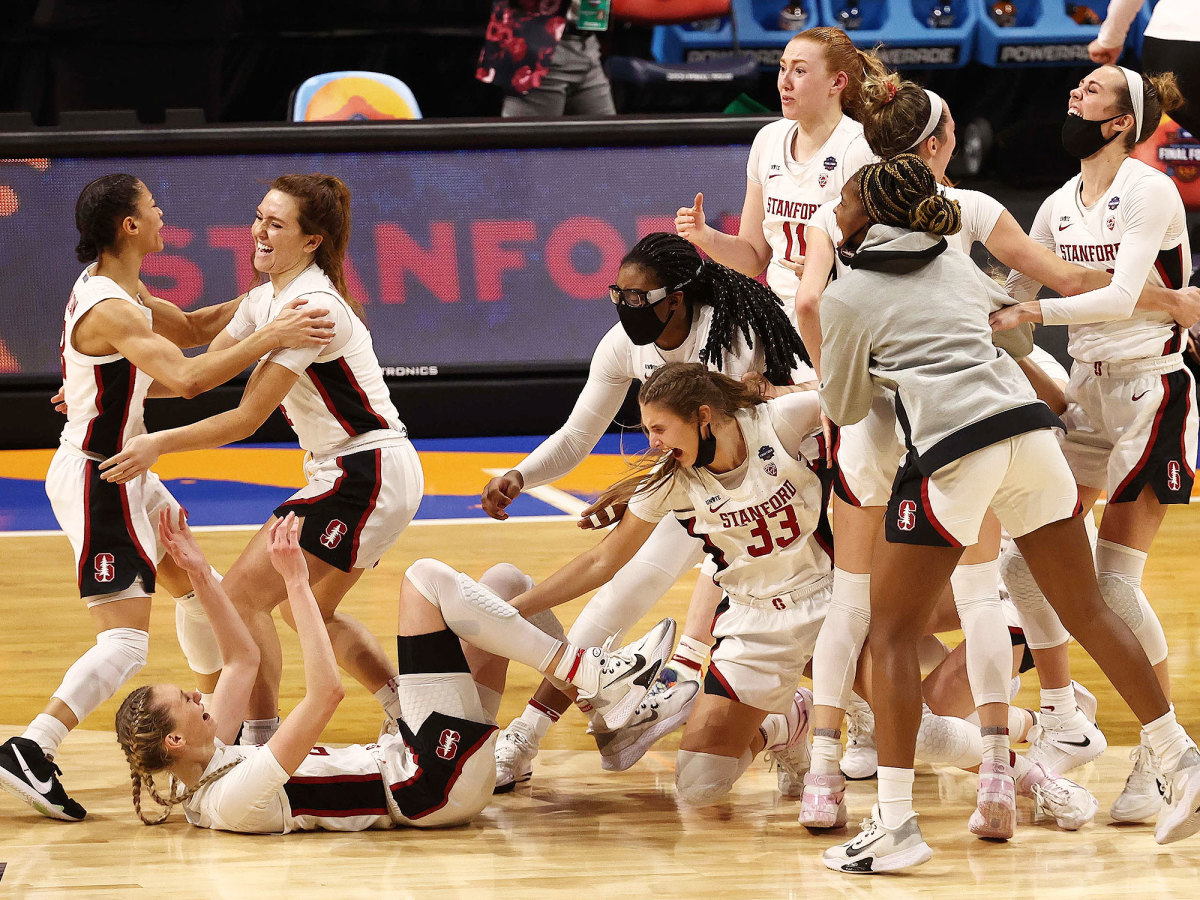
[252,189,322,280]
[777,38,840,120]
[641,401,710,467]
[1069,66,1133,129]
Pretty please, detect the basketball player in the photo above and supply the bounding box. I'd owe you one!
[114,510,673,831]
[819,156,1200,874]
[480,233,809,789]
[992,67,1196,825]
[0,174,332,822]
[98,175,424,750]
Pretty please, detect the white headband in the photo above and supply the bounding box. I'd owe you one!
[908,90,944,150]
[1118,66,1144,139]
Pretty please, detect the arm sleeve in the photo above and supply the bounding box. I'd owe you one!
[514,327,633,489]
[1098,0,1142,48]
[1039,177,1180,325]
[264,294,353,376]
[1004,196,1055,302]
[767,392,822,458]
[817,293,874,426]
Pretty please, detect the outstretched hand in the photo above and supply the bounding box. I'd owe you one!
[268,512,309,583]
[676,192,708,246]
[481,471,523,520]
[51,386,67,415]
[158,507,208,574]
[100,433,160,483]
[578,498,626,530]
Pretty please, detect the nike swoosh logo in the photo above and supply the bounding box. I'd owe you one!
[610,654,647,686]
[1058,224,1070,231]
[844,830,884,858]
[1132,391,1149,401]
[13,746,54,794]
[633,660,662,689]
[708,500,730,513]
[1057,736,1091,748]
[768,173,783,180]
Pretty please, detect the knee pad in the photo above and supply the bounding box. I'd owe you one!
[479,563,535,602]
[1001,546,1069,650]
[674,750,749,806]
[1098,574,1168,665]
[175,592,224,675]
[915,706,983,770]
[54,627,149,722]
[406,559,518,627]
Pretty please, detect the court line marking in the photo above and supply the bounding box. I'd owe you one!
[482,467,590,516]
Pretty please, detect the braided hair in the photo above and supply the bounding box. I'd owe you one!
[115,685,243,825]
[856,154,962,237]
[621,233,808,383]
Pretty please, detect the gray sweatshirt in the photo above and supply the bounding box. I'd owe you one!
[819,225,1059,475]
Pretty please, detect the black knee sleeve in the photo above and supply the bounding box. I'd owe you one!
[396,629,470,675]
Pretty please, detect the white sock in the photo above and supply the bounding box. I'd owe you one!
[1040,684,1079,720]
[981,729,1010,766]
[877,767,915,828]
[759,712,789,751]
[373,677,403,721]
[518,701,559,741]
[811,730,842,776]
[1144,709,1193,773]
[241,716,280,745]
[21,713,69,759]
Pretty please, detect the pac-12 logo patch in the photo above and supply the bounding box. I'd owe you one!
[1108,195,1120,210]
[818,174,829,187]
[1168,460,1182,492]
[764,462,778,476]
[896,500,918,532]
[320,519,347,549]
[436,728,461,760]
[93,553,116,583]
[1106,215,1116,231]
[823,156,838,171]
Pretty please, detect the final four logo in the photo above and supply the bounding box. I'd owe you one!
[758,445,775,461]
[823,156,838,171]
[1107,195,1120,210]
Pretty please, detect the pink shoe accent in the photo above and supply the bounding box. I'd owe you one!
[969,759,1016,841]
[799,771,848,828]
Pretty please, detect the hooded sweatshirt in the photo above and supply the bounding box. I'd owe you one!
[819,224,1058,475]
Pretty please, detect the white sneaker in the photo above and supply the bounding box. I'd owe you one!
[1156,746,1200,844]
[841,699,877,780]
[765,687,812,799]
[576,618,676,731]
[1026,710,1107,773]
[799,771,849,829]
[1073,681,1098,723]
[968,757,1016,841]
[493,720,538,794]
[823,805,934,874]
[1017,761,1098,830]
[1110,742,1162,823]
[594,670,699,772]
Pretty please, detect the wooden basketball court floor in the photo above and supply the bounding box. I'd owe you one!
[2,442,1200,897]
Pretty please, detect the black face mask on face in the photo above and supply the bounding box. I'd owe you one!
[618,302,674,346]
[694,421,717,468]
[1061,112,1122,160]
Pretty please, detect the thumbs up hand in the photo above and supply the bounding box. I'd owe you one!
[676,192,709,246]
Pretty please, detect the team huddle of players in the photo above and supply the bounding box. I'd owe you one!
[0,24,1198,878]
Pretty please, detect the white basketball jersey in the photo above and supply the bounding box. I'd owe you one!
[1040,159,1189,362]
[58,266,153,458]
[184,741,397,834]
[620,303,764,385]
[227,265,405,458]
[748,116,876,315]
[631,403,830,602]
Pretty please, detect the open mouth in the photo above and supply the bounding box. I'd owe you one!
[256,241,273,255]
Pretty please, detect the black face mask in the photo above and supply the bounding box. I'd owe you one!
[1061,112,1122,160]
[618,302,674,346]
[694,422,717,468]
[837,222,870,265]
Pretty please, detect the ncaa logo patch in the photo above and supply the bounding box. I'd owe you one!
[823,156,838,171]
[1108,195,1120,210]
[436,728,461,760]
[320,519,347,549]
[764,462,778,476]
[1168,460,1182,492]
[758,445,775,461]
[897,500,918,532]
[93,552,116,583]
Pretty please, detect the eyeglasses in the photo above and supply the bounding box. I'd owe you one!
[608,272,697,308]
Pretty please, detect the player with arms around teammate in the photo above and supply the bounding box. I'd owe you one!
[0,174,331,822]
[99,174,425,751]
[480,233,808,788]
[115,510,672,832]
[992,67,1197,823]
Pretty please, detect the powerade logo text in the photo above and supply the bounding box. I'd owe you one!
[998,44,1090,63]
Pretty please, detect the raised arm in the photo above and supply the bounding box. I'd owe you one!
[482,329,633,519]
[156,507,259,746]
[100,360,299,482]
[676,185,772,278]
[264,514,345,775]
[510,510,659,616]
